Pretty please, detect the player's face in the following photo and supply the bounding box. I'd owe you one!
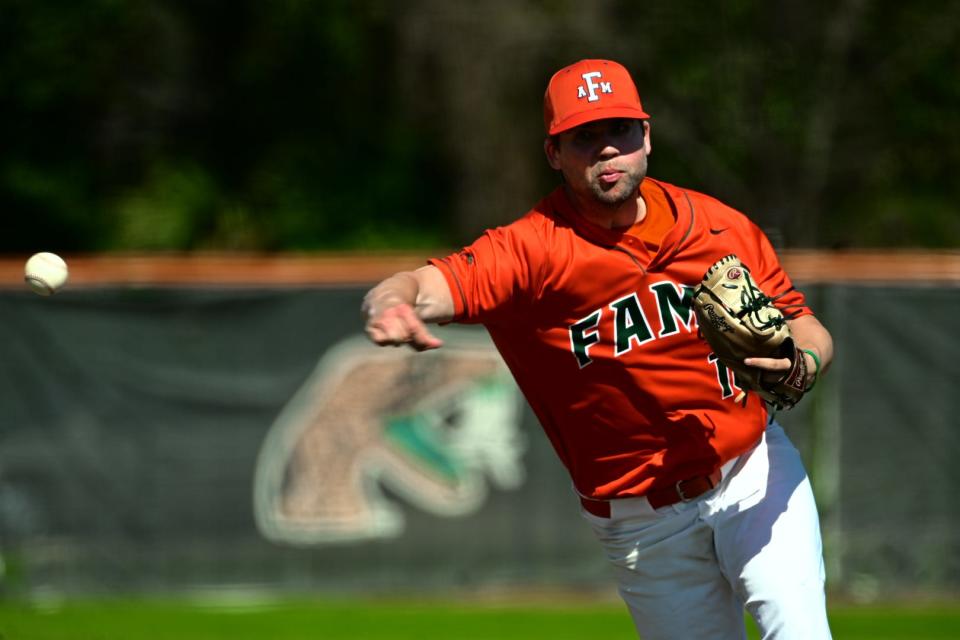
[545,119,651,207]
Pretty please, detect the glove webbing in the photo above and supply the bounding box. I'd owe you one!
[735,284,803,329]
[727,258,804,326]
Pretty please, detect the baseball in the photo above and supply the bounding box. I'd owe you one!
[24,252,69,296]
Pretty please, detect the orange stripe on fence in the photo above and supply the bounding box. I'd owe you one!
[0,253,429,288]
[780,250,960,284]
[0,251,958,287]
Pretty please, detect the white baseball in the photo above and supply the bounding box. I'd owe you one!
[24,252,69,296]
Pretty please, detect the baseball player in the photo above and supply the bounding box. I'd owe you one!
[364,59,834,639]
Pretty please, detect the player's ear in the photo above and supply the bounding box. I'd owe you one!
[544,136,562,170]
[642,120,652,156]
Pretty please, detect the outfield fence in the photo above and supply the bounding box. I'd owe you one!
[0,252,957,601]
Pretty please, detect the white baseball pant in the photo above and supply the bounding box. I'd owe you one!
[580,422,831,639]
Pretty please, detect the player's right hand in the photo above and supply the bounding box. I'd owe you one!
[365,303,444,351]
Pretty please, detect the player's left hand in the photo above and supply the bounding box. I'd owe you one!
[743,356,790,372]
[745,351,815,390]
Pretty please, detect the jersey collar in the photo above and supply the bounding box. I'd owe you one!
[547,178,697,269]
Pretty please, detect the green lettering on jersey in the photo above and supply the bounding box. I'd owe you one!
[569,309,603,368]
[609,294,654,356]
[708,353,745,399]
[650,282,697,337]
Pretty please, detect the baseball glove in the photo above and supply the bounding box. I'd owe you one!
[692,254,807,409]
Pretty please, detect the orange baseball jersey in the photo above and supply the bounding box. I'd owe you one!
[429,177,811,500]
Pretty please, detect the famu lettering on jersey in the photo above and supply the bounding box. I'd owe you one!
[567,281,741,399]
[570,281,697,368]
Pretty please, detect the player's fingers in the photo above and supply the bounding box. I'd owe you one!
[366,322,399,345]
[365,324,385,343]
[369,308,422,347]
[366,304,442,350]
[410,325,444,351]
[367,316,411,345]
[394,306,443,351]
[743,356,791,371]
[384,318,416,344]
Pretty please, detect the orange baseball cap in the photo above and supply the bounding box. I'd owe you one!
[543,59,650,135]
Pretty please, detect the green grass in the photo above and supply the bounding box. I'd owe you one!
[0,598,958,639]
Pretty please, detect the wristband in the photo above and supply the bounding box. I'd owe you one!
[801,349,821,391]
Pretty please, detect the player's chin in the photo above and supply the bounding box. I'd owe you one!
[591,176,640,204]
[589,184,630,205]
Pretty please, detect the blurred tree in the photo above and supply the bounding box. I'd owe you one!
[1,0,449,251]
[0,0,957,251]
[1,0,167,251]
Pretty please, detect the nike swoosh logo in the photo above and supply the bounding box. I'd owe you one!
[709,227,728,235]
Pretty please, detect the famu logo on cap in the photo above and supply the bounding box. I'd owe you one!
[577,71,614,102]
[544,59,650,135]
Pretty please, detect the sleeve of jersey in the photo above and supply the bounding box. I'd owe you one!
[427,224,542,325]
[746,222,813,319]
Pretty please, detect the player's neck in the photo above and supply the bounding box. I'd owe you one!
[565,185,646,230]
